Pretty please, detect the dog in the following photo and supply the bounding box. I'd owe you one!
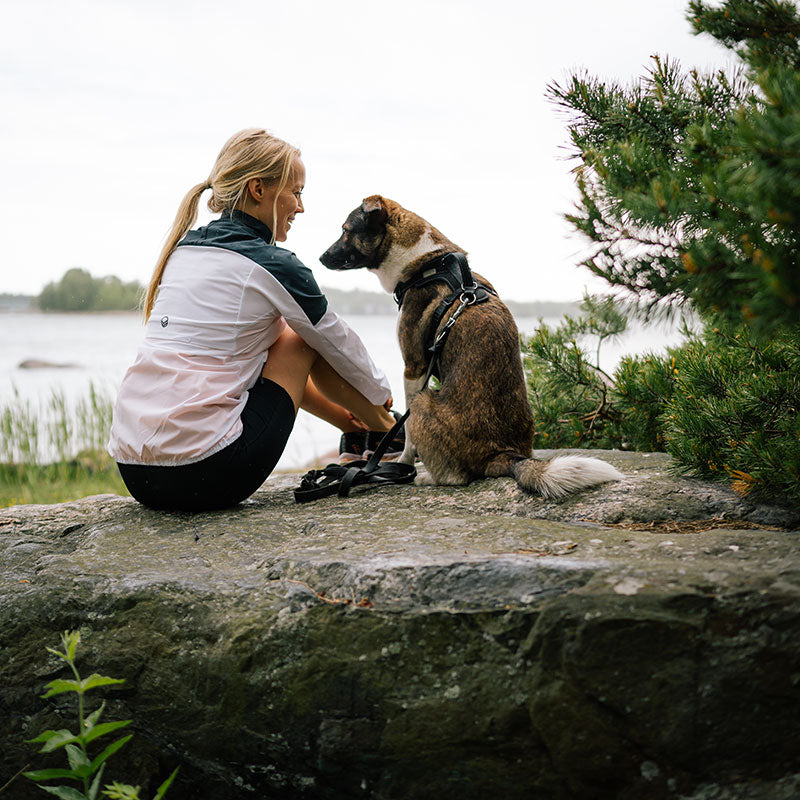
[320,195,623,497]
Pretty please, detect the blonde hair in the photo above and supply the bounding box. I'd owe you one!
[143,128,301,320]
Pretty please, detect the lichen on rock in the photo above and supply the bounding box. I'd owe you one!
[1,450,799,799]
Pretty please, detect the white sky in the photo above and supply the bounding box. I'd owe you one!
[1,0,735,301]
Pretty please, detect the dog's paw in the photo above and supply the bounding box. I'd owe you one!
[414,469,436,486]
[396,444,418,466]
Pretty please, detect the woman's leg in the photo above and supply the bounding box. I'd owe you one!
[309,357,395,432]
[299,378,365,432]
[261,327,395,432]
[259,327,318,411]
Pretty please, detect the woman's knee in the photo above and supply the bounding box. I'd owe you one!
[261,327,318,408]
[273,327,316,360]
[264,328,318,373]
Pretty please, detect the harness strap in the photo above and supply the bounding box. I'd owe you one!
[427,286,493,353]
[420,254,495,379]
[393,252,495,309]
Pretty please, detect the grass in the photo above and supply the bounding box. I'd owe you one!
[0,384,130,507]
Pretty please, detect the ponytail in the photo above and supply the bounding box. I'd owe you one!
[143,129,300,322]
[143,180,210,321]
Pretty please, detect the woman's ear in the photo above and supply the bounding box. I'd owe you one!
[246,177,266,203]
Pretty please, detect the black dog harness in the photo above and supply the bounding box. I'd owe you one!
[294,252,492,503]
[394,252,496,379]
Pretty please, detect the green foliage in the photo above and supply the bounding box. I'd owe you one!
[547,0,800,333]
[532,0,800,508]
[0,384,129,506]
[39,270,142,312]
[688,0,800,72]
[523,295,627,449]
[24,631,178,800]
[522,295,679,452]
[663,324,800,504]
[614,350,680,453]
[522,298,800,507]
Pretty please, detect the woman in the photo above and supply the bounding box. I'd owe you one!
[108,128,396,511]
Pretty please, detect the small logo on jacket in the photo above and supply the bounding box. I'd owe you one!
[160,316,169,328]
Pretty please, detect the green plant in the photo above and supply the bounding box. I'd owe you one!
[547,0,800,334]
[522,302,800,506]
[24,631,177,800]
[522,294,677,451]
[528,0,800,507]
[663,324,800,504]
[0,384,128,506]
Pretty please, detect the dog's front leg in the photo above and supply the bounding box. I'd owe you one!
[396,374,425,465]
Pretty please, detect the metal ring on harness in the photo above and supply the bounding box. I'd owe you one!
[433,295,472,348]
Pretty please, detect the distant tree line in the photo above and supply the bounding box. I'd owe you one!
[0,293,34,311]
[320,285,578,319]
[38,269,143,312]
[31,269,577,317]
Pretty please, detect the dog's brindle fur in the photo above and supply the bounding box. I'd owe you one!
[320,194,532,486]
[321,195,623,495]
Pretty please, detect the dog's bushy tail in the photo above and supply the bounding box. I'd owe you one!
[488,453,623,498]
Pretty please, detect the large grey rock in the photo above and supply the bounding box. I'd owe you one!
[1,450,799,799]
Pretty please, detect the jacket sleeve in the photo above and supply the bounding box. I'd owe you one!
[251,251,392,405]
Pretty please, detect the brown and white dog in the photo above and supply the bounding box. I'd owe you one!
[320,195,623,497]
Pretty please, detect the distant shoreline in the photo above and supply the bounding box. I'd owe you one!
[0,290,579,319]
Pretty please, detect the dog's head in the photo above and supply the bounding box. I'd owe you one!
[321,195,452,294]
[319,196,389,273]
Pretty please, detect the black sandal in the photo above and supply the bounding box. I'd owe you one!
[338,412,405,463]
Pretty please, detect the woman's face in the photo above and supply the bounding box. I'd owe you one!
[251,157,305,242]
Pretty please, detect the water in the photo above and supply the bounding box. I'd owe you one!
[0,310,687,469]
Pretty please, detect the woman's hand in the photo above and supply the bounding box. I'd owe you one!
[347,412,369,431]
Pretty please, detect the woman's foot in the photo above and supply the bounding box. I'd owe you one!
[338,413,405,463]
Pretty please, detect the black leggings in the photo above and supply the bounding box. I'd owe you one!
[117,378,295,511]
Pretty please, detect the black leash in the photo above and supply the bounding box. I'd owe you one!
[293,252,491,503]
[294,409,414,502]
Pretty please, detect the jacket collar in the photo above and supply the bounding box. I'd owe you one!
[227,210,274,244]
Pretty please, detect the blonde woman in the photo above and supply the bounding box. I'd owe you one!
[108,128,397,510]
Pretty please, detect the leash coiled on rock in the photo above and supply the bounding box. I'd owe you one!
[294,410,414,502]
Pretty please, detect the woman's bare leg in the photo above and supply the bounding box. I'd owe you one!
[260,328,318,411]
[261,327,394,432]
[309,356,394,432]
[300,377,365,432]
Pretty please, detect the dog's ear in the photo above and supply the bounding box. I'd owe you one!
[361,196,388,231]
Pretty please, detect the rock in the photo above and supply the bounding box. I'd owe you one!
[1,449,799,799]
[17,358,80,369]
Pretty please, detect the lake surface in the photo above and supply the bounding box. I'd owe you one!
[0,311,687,469]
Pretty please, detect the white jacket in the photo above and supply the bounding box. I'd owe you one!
[108,211,390,465]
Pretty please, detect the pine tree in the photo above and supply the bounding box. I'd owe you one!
[523,0,800,506]
[547,0,800,332]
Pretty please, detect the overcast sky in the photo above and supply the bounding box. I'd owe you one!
[2,0,736,301]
